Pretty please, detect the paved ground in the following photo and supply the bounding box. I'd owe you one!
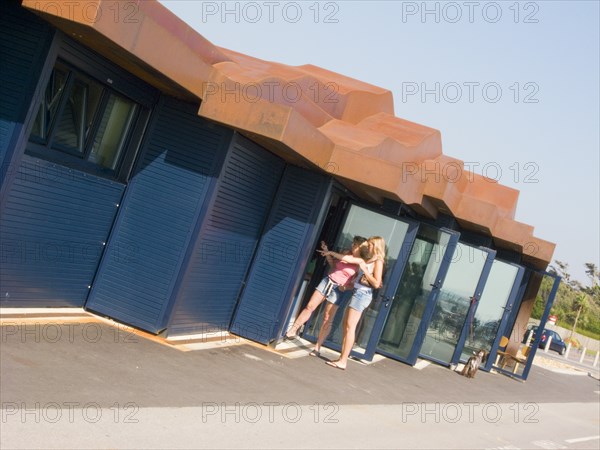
[1,310,599,449]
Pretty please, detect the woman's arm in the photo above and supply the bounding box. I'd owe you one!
[360,258,384,289]
[318,242,336,269]
[320,250,362,265]
[324,252,336,268]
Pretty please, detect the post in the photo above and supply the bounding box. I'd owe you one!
[579,347,587,364]
[565,342,572,359]
[526,329,534,346]
[544,335,552,353]
[593,350,599,368]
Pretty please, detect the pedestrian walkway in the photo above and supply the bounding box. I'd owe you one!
[2,309,599,449]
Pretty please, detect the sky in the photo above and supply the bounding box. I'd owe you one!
[158,0,600,286]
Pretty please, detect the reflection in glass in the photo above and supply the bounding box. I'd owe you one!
[88,94,137,169]
[419,243,489,364]
[53,75,103,153]
[377,226,451,360]
[31,66,69,142]
[460,260,518,361]
[27,60,144,177]
[494,272,558,379]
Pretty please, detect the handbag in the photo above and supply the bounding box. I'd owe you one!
[359,273,372,287]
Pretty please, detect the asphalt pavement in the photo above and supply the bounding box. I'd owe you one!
[1,310,599,449]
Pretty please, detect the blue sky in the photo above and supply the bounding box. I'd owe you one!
[158,0,599,286]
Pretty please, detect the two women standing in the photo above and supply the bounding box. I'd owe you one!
[320,237,385,370]
[286,235,386,371]
[284,236,370,349]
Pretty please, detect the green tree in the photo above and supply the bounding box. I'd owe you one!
[514,260,599,338]
[550,260,573,287]
[543,261,600,339]
[583,262,600,309]
[584,262,599,288]
[569,293,590,339]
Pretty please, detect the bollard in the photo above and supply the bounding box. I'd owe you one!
[579,347,587,364]
[593,350,599,368]
[565,342,572,359]
[544,335,552,353]
[526,329,534,346]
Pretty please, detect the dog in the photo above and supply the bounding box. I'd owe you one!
[461,349,487,378]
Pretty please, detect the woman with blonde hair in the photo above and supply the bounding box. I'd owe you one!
[285,236,371,354]
[320,236,385,370]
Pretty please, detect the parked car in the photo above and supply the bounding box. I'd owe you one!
[522,326,567,355]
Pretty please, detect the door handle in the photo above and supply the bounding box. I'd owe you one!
[430,279,443,289]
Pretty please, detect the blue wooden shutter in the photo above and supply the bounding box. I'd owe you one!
[1,156,125,306]
[85,97,231,332]
[167,134,285,335]
[230,166,332,344]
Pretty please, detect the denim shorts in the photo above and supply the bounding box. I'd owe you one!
[316,276,342,304]
[348,288,373,313]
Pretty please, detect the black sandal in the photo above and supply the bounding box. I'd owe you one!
[309,349,320,357]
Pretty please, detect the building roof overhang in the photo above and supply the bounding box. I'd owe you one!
[21,0,555,269]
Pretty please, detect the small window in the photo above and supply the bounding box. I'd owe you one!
[30,63,69,142]
[28,60,145,180]
[52,73,103,154]
[88,93,137,170]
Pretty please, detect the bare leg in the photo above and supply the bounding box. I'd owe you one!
[314,302,339,352]
[331,307,362,369]
[286,289,326,337]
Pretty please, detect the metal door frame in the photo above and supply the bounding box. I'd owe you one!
[449,247,497,366]
[357,219,419,360]
[417,243,496,367]
[301,200,419,360]
[376,227,461,366]
[490,271,561,380]
[481,262,526,372]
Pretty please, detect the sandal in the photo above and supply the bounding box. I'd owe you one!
[326,360,346,370]
[309,349,320,357]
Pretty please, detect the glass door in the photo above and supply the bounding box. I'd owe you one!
[457,260,524,368]
[490,271,561,380]
[302,203,418,360]
[418,242,495,366]
[376,225,459,365]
